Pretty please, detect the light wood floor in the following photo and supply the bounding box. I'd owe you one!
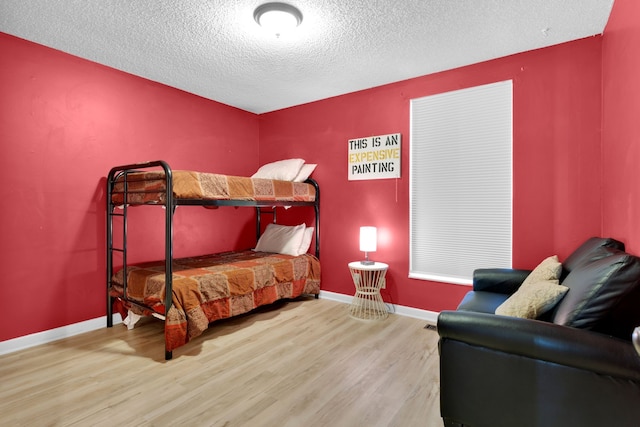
[0,298,443,427]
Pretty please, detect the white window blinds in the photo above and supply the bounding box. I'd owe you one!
[409,80,512,285]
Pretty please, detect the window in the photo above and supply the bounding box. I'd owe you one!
[409,80,512,285]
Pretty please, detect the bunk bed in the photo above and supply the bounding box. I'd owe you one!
[106,160,320,360]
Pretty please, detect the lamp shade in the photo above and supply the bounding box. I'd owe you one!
[359,227,377,252]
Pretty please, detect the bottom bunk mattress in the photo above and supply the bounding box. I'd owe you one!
[110,250,321,351]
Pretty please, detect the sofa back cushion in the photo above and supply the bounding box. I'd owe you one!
[561,237,625,279]
[552,247,640,340]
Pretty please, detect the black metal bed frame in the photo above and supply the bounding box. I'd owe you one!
[105,160,320,360]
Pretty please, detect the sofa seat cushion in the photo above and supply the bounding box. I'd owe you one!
[552,247,640,339]
[457,291,510,313]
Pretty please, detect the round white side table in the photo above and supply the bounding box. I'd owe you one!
[348,261,389,320]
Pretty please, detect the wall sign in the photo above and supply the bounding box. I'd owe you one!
[348,133,401,180]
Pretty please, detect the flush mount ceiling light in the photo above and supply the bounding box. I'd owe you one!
[254,2,303,38]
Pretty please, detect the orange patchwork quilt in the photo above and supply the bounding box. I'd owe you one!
[111,170,316,205]
[111,250,320,351]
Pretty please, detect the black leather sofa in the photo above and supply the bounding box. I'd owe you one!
[437,237,640,427]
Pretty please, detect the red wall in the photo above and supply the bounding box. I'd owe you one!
[259,37,604,312]
[0,33,260,342]
[4,3,632,343]
[602,0,640,253]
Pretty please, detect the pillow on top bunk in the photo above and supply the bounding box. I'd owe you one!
[252,158,305,181]
[293,164,317,182]
[254,223,307,256]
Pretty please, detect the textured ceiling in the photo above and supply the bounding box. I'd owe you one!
[0,1,614,113]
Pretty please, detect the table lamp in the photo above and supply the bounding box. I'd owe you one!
[360,226,377,265]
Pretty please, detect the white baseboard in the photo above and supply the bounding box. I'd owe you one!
[319,290,439,324]
[0,293,438,356]
[0,314,122,356]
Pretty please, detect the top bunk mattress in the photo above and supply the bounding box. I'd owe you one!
[111,170,317,205]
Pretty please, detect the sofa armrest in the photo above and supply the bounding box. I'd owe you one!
[472,268,531,294]
[437,310,640,380]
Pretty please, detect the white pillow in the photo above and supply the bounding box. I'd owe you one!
[293,164,317,182]
[298,227,314,255]
[254,223,306,256]
[252,158,305,181]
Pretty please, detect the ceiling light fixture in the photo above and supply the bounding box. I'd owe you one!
[254,2,303,38]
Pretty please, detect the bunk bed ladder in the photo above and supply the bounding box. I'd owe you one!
[105,161,175,360]
[106,170,128,329]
